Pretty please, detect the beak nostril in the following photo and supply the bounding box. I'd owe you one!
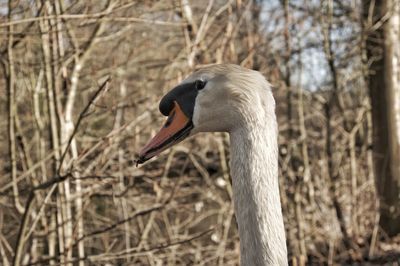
[164,110,175,128]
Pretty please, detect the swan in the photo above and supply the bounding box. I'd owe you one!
[137,64,288,265]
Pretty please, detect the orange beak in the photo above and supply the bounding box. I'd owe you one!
[137,101,193,164]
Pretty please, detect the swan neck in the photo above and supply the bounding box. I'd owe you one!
[229,123,287,266]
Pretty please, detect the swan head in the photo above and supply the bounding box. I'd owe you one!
[137,64,274,164]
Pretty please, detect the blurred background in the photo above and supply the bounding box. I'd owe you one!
[1,0,400,265]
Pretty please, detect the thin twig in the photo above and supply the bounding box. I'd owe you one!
[58,77,111,175]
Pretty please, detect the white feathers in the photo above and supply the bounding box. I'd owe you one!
[183,64,288,265]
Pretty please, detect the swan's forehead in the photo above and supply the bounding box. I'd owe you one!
[184,64,238,82]
[184,64,259,85]
[183,70,215,83]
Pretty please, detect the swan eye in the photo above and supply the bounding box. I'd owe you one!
[194,80,207,90]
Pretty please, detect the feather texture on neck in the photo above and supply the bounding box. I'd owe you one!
[229,99,287,266]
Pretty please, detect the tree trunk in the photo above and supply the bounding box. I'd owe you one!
[364,0,400,236]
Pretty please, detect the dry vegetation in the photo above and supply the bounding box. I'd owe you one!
[1,0,400,265]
